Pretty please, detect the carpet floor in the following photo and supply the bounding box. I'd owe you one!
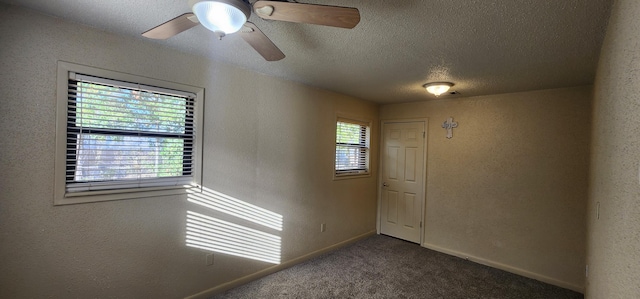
[211,234,583,299]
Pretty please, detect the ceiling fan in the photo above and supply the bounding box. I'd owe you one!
[142,0,360,61]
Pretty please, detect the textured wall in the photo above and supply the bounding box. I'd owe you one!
[587,0,640,298]
[0,4,378,298]
[380,86,592,291]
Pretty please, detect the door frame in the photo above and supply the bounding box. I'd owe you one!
[376,118,428,244]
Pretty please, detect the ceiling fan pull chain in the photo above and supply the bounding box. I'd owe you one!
[213,30,226,40]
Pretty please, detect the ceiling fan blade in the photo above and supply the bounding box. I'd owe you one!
[253,1,360,29]
[239,22,285,61]
[142,13,199,39]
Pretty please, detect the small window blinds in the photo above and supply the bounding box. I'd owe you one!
[65,72,196,193]
[335,117,370,176]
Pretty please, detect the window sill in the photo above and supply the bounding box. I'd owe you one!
[54,184,201,206]
[333,172,371,181]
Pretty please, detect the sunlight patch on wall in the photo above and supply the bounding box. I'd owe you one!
[186,211,281,264]
[187,187,283,231]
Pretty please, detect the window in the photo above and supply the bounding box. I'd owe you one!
[335,117,370,178]
[55,62,203,205]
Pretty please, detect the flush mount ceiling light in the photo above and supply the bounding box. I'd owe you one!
[189,0,251,39]
[423,82,454,96]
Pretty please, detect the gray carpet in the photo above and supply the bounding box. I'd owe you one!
[211,234,583,299]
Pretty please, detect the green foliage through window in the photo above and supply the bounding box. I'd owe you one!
[335,119,369,175]
[67,77,194,184]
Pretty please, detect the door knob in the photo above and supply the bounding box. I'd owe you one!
[382,182,388,187]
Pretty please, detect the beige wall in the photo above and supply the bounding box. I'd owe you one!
[587,0,640,297]
[380,86,592,291]
[0,4,378,298]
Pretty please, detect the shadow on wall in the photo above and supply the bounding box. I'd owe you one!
[185,187,283,264]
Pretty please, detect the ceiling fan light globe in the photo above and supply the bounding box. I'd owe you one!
[191,0,250,34]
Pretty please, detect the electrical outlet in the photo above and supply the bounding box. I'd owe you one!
[585,265,589,277]
[320,223,326,232]
[206,253,214,266]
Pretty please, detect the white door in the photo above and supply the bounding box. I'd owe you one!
[379,121,425,243]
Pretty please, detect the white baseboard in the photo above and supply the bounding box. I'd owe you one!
[185,230,377,299]
[421,242,584,294]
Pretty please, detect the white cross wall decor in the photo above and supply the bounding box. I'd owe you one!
[442,117,458,139]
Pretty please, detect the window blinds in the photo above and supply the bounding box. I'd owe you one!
[335,118,370,175]
[65,72,196,194]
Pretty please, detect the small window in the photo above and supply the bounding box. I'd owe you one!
[335,117,370,178]
[55,62,203,204]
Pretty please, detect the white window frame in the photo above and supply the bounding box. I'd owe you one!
[334,115,371,180]
[54,61,204,205]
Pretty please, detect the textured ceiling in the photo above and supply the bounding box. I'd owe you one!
[1,0,613,104]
